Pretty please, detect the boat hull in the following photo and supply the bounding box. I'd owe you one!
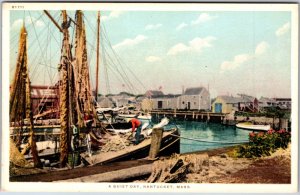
[82,128,180,165]
[236,123,271,131]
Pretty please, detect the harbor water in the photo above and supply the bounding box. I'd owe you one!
[169,120,250,154]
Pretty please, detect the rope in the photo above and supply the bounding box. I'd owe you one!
[170,134,249,145]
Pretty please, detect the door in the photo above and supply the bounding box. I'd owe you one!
[187,102,191,110]
[158,101,163,109]
[215,103,222,113]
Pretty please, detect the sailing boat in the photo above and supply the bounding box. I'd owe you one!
[9,24,42,168]
[9,10,180,171]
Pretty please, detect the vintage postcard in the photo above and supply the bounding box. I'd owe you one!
[1,2,298,193]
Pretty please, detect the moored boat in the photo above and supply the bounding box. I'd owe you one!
[81,127,180,165]
[236,122,271,131]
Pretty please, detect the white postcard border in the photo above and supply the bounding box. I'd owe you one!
[1,2,298,193]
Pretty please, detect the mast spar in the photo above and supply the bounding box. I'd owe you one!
[95,11,100,101]
[59,10,72,167]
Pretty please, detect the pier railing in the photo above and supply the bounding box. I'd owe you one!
[149,110,226,122]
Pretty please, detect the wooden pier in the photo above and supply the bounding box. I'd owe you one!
[149,110,226,123]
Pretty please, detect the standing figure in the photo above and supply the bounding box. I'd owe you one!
[130,117,142,145]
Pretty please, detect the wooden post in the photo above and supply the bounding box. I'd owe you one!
[279,118,288,130]
[148,128,163,160]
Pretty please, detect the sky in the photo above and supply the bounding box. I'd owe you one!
[9,10,292,98]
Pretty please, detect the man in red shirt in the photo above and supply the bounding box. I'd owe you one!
[131,118,142,145]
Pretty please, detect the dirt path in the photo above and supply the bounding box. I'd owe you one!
[186,145,291,184]
[208,146,291,184]
[209,156,291,183]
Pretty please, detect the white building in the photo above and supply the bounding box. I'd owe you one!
[178,87,210,110]
[143,87,211,111]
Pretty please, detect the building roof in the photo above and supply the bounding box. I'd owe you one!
[218,96,242,104]
[151,94,181,99]
[273,98,291,101]
[183,87,206,95]
[145,90,164,98]
[238,94,257,102]
[259,97,276,103]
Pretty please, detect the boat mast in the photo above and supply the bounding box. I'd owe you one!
[10,24,41,167]
[95,11,100,101]
[59,10,72,167]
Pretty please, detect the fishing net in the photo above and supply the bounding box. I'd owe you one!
[100,133,133,153]
[147,153,209,183]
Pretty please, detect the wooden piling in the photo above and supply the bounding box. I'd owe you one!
[148,128,163,160]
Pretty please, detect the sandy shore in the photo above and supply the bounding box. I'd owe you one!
[185,144,291,183]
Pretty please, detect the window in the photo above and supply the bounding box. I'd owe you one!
[182,101,185,104]
[194,102,196,105]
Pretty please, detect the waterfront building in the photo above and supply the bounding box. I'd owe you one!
[237,94,259,112]
[259,97,277,109]
[178,87,211,110]
[211,96,241,113]
[141,87,211,111]
[145,90,164,98]
[273,98,291,110]
[151,94,181,110]
[98,97,114,108]
[212,94,260,113]
[108,92,136,108]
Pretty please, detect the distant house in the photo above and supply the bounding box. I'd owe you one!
[145,90,164,98]
[151,94,181,110]
[274,98,291,110]
[211,96,241,113]
[141,87,210,111]
[238,94,259,112]
[98,97,114,108]
[259,97,277,109]
[178,87,210,110]
[212,94,260,113]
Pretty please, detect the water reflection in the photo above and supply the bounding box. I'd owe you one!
[174,121,250,153]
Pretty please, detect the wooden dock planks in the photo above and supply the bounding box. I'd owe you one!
[55,164,152,182]
[81,130,175,165]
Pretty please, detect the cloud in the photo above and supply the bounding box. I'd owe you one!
[275,22,290,37]
[191,13,216,25]
[101,11,124,22]
[145,23,162,30]
[146,56,162,62]
[176,23,188,31]
[167,36,216,55]
[167,43,189,55]
[175,13,215,31]
[12,16,45,29]
[113,35,147,49]
[255,41,269,55]
[221,54,252,71]
[221,41,269,72]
